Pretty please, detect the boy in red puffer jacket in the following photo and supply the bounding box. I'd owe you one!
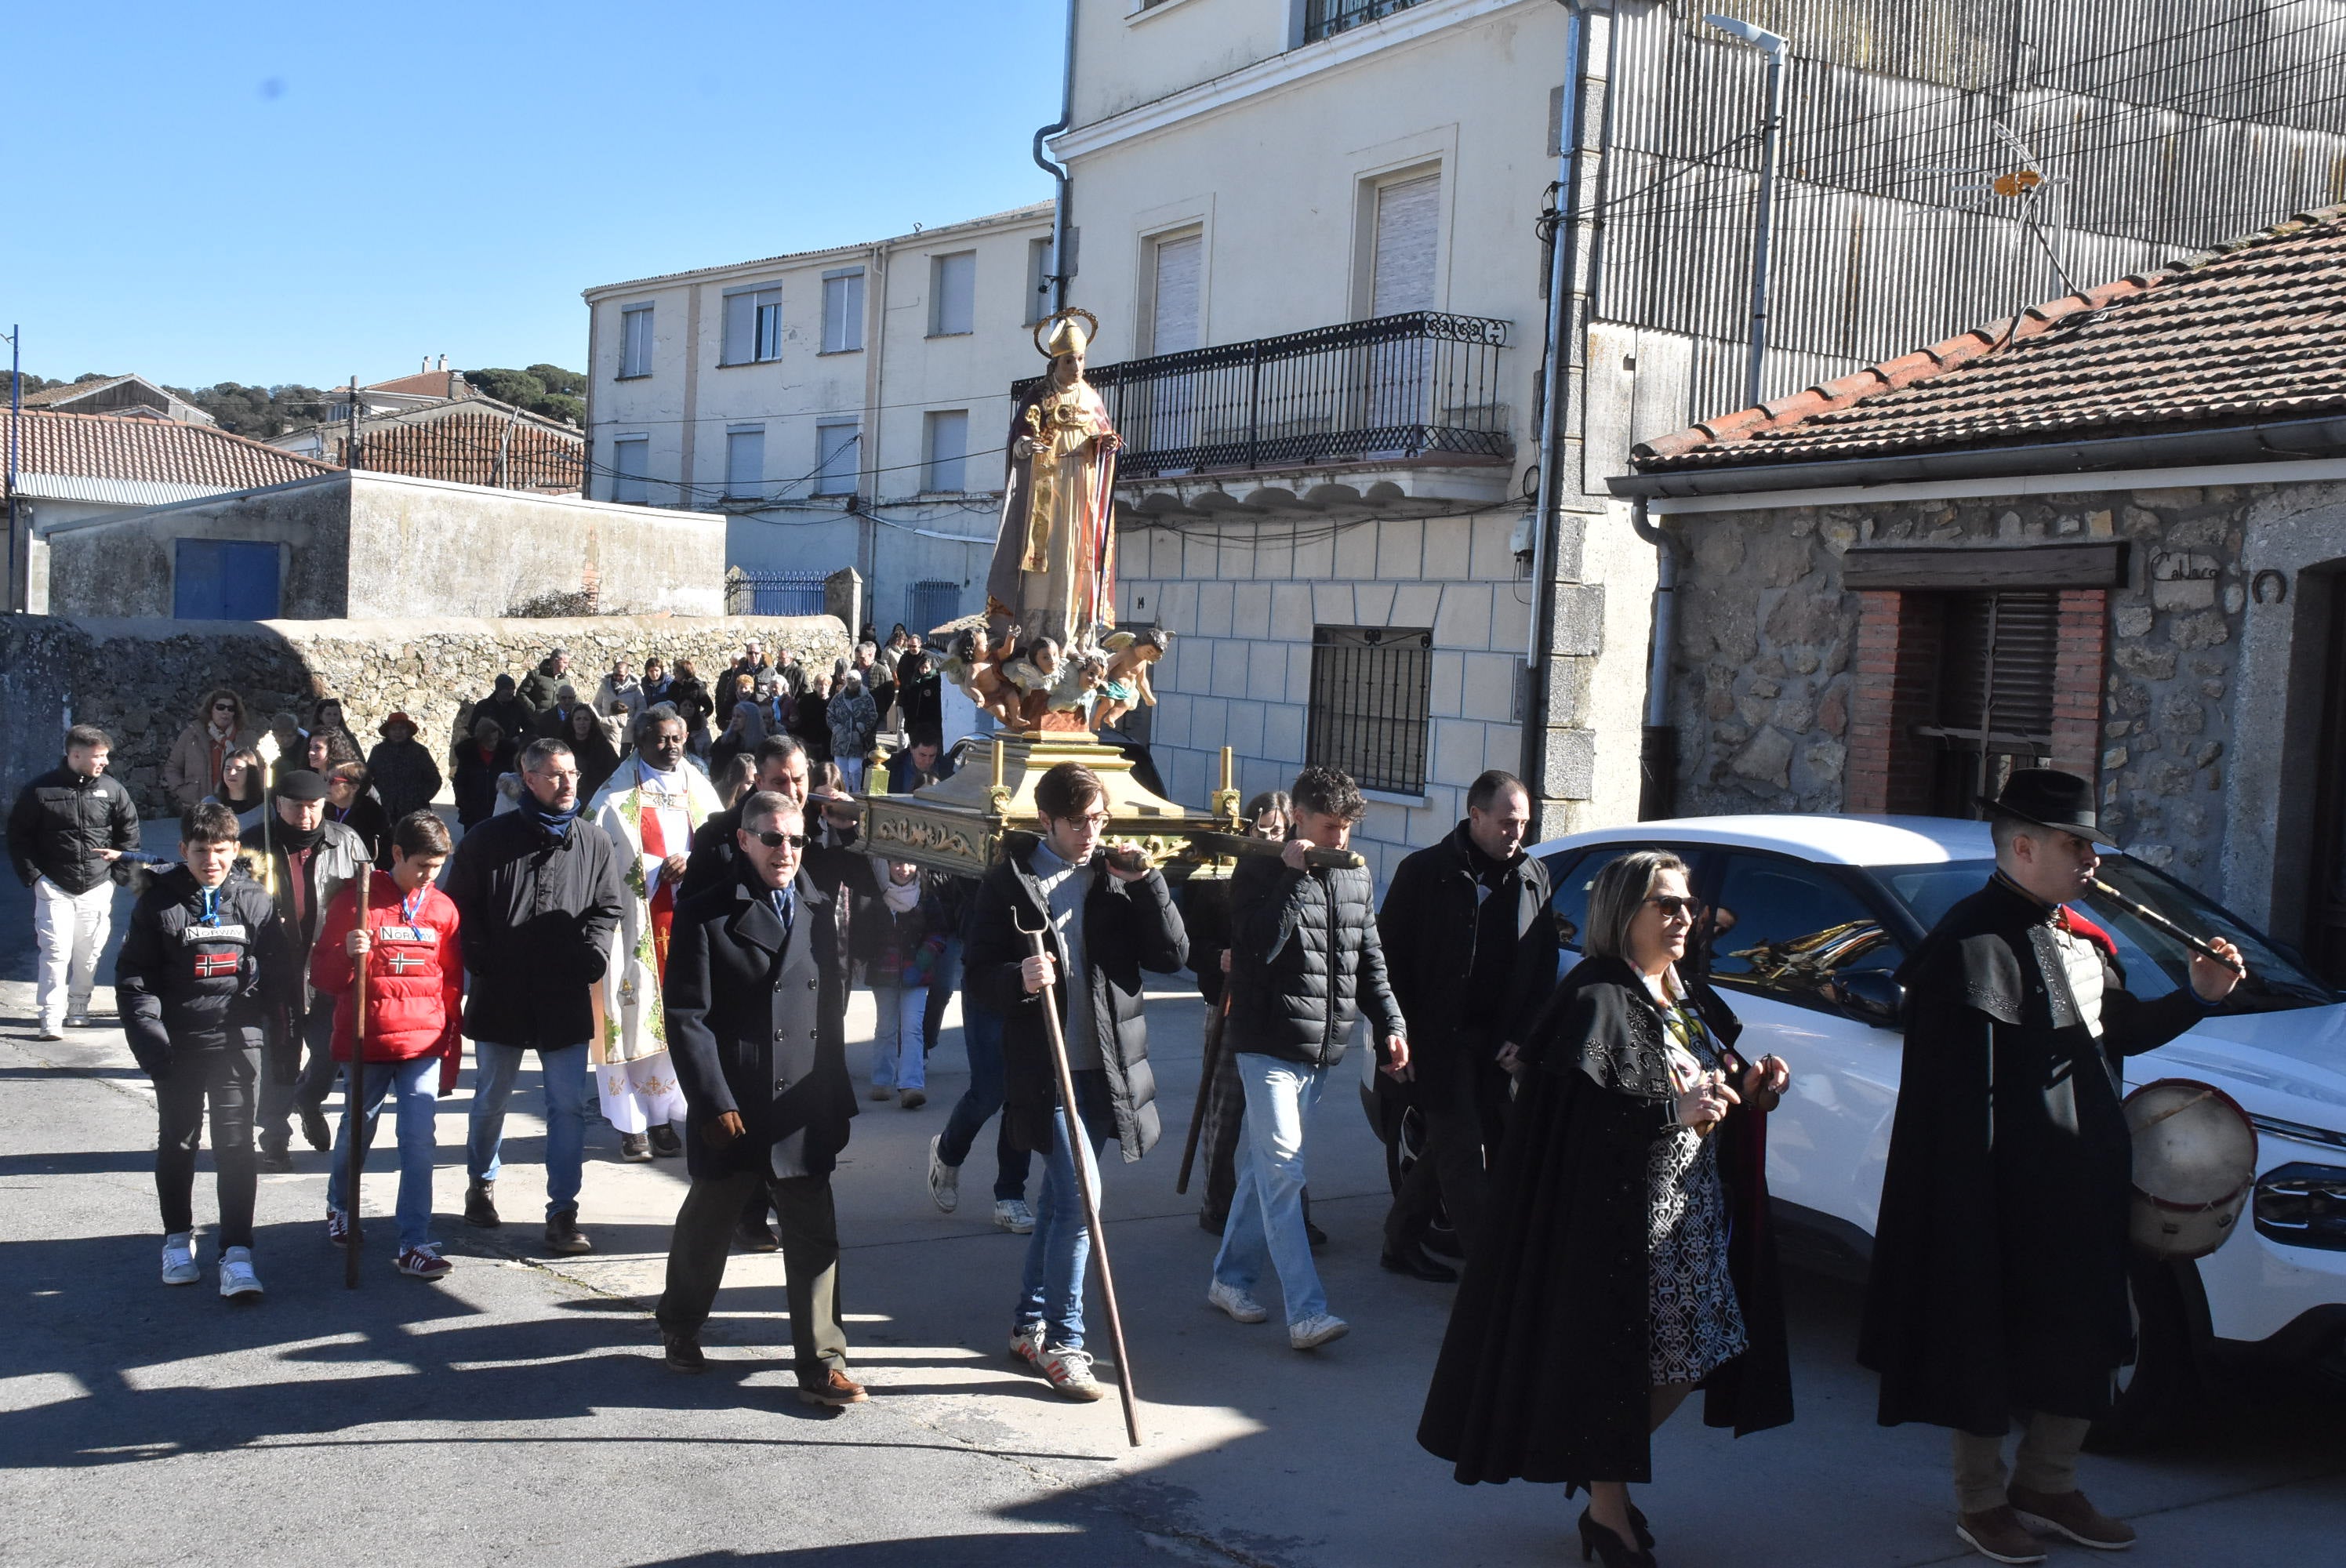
[310,811,464,1279]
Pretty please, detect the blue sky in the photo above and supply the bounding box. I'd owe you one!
[6,2,1069,390]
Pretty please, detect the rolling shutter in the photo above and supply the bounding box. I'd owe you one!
[1150,234,1202,355]
[1371,172,1440,316]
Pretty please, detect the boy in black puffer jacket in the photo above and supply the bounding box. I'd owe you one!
[117,802,294,1300]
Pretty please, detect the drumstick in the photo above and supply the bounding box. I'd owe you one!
[2087,878,2245,975]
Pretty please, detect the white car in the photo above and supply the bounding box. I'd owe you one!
[1382,814,2346,1443]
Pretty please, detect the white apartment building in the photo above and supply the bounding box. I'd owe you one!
[581,202,1058,638]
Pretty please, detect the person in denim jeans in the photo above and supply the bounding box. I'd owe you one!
[442,738,623,1256]
[310,811,466,1278]
[928,876,1034,1232]
[1209,765,1409,1352]
[965,762,1187,1402]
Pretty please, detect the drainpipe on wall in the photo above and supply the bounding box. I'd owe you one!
[1630,494,1683,819]
[859,241,888,618]
[1033,0,1079,314]
[1519,2,1605,829]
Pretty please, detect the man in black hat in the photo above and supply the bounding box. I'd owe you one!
[1859,768,2242,1565]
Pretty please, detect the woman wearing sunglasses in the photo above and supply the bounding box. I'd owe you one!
[1418,851,1793,1567]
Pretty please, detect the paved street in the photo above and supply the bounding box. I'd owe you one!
[2,869,2341,1567]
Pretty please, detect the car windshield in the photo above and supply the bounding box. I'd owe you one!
[1873,858,2337,1014]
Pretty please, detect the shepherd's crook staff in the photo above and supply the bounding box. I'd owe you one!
[344,864,371,1289]
[1013,906,1143,1447]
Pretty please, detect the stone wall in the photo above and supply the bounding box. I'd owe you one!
[0,612,846,813]
[1667,484,2257,886]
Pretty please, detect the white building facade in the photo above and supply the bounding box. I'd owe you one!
[581,203,1059,641]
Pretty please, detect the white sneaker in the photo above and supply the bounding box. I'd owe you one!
[1288,1312,1349,1350]
[927,1135,960,1214]
[1008,1320,1046,1367]
[1039,1344,1106,1402]
[161,1232,199,1287]
[1208,1281,1269,1324]
[218,1246,264,1300]
[993,1198,1036,1234]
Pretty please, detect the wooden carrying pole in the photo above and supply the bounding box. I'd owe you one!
[344,869,371,1289]
[1175,992,1230,1196]
[1015,909,1142,1447]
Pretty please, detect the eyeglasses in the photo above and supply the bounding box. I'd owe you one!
[750,830,810,850]
[211,702,235,713]
[1059,811,1111,831]
[1646,895,1698,919]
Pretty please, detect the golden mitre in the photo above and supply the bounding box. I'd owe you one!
[1033,307,1098,360]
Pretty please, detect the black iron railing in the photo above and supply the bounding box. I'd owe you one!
[1304,0,1426,44]
[1013,310,1511,481]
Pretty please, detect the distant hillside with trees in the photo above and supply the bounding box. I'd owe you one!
[5,365,585,440]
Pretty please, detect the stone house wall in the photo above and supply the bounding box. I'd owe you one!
[0,613,846,813]
[1666,483,2259,887]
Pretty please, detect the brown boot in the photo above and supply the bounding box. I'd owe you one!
[2010,1486,2137,1551]
[1956,1506,2047,1565]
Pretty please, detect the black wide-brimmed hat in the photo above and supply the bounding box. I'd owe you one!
[1979,768,2118,847]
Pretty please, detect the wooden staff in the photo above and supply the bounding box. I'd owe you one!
[1186,830,1364,871]
[1012,906,1142,1448]
[345,866,371,1288]
[1176,990,1231,1196]
[2088,877,2246,975]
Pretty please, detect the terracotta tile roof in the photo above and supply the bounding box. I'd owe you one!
[8,408,336,490]
[1632,204,2346,474]
[363,368,473,398]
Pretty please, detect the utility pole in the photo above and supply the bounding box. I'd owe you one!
[1706,14,1789,408]
[6,325,19,613]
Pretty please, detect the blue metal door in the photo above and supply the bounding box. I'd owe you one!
[173,539,282,619]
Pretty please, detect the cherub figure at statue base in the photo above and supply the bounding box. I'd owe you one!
[941,622,1022,728]
[1095,628,1169,731]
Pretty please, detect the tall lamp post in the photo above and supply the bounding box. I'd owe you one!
[1705,14,1789,409]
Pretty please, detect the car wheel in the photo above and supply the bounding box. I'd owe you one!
[2087,1259,2203,1452]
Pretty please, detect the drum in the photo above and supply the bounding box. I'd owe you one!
[2126,1078,2259,1261]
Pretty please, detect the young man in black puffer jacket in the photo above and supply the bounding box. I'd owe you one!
[1207,764,1409,1352]
[117,802,294,1301]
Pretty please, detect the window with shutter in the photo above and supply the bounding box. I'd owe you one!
[1149,234,1202,355]
[924,409,969,492]
[724,426,765,499]
[721,286,781,365]
[932,252,976,336]
[1371,172,1440,317]
[619,306,654,378]
[612,437,649,504]
[823,270,864,354]
[1911,590,2060,815]
[815,422,860,495]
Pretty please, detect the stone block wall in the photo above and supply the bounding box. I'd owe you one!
[0,612,846,814]
[1115,510,1538,880]
[1668,484,2255,886]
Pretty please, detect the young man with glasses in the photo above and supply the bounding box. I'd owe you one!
[965,763,1188,1400]
[443,738,624,1254]
[657,793,866,1406]
[1208,764,1410,1352]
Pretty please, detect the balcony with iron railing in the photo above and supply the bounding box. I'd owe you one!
[1012,310,1513,512]
[1303,0,1428,44]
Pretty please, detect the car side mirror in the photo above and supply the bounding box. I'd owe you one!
[1838,971,1905,1028]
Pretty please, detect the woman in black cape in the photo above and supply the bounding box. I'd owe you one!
[1418,850,1794,1566]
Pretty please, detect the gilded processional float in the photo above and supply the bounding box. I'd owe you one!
[857,307,1253,879]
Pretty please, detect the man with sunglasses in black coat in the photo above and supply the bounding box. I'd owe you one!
[656,791,866,1408]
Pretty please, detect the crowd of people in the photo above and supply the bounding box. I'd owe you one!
[8,648,2246,1563]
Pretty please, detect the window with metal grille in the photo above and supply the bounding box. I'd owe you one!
[1306,624,1433,794]
[727,568,826,618]
[1911,590,2058,817]
[906,579,961,637]
[1304,0,1425,45]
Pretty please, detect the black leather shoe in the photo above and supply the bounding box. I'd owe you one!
[662,1331,706,1373]
[464,1179,500,1229]
[735,1219,780,1254]
[256,1142,293,1174]
[648,1123,684,1157]
[543,1208,593,1256]
[298,1103,332,1152]
[1380,1245,1458,1283]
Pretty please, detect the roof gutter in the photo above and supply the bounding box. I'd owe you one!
[1608,413,2346,501]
